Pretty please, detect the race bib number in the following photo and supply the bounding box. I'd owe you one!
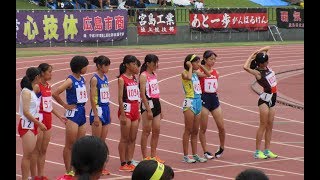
[182,99,192,108]
[266,71,277,87]
[76,86,88,103]
[91,107,103,117]
[65,109,76,118]
[123,103,131,113]
[193,81,202,94]
[142,100,154,110]
[127,85,140,101]
[149,79,160,95]
[204,79,218,93]
[21,117,34,130]
[42,96,53,112]
[100,87,110,103]
[259,92,273,102]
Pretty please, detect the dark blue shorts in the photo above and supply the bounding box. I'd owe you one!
[201,93,220,112]
[89,104,111,126]
[65,105,86,126]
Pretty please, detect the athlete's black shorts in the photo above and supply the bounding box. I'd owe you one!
[258,93,277,108]
[140,98,161,117]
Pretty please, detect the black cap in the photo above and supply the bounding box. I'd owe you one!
[255,52,268,64]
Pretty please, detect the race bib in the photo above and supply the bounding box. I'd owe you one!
[76,86,88,103]
[259,92,273,102]
[21,117,34,130]
[100,87,110,103]
[182,98,192,108]
[193,81,202,94]
[204,79,218,93]
[65,109,76,118]
[142,100,154,110]
[123,103,131,113]
[127,85,140,101]
[91,107,103,117]
[149,79,160,95]
[266,71,277,87]
[42,96,53,112]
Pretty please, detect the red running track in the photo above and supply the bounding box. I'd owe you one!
[16,44,304,180]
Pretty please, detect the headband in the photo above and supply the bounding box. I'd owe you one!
[189,54,197,62]
[150,161,165,180]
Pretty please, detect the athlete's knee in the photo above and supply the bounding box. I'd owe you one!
[218,126,225,134]
[23,151,33,159]
[40,147,47,156]
[151,127,160,136]
[192,128,199,136]
[200,127,206,134]
[142,128,151,136]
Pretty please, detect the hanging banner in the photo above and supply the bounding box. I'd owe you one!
[276,8,304,29]
[16,10,128,44]
[189,8,268,32]
[137,9,177,35]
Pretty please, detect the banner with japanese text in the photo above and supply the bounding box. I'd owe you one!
[189,8,268,32]
[137,9,176,35]
[16,10,128,44]
[276,8,304,29]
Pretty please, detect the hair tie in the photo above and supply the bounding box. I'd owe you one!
[150,161,165,180]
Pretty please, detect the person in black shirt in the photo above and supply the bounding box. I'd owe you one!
[243,46,279,160]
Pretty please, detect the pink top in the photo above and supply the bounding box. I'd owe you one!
[142,71,160,99]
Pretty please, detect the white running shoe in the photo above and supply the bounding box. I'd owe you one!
[204,151,214,160]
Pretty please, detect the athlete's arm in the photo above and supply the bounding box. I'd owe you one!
[140,73,152,112]
[182,61,193,80]
[90,76,99,118]
[52,78,75,110]
[243,51,261,80]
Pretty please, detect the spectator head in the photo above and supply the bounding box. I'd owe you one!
[71,135,109,180]
[235,168,269,180]
[132,160,174,180]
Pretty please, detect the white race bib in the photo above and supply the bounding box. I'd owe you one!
[21,117,34,130]
[76,86,88,103]
[65,109,76,118]
[142,100,154,110]
[204,79,218,93]
[100,87,110,103]
[127,85,140,101]
[42,96,53,112]
[259,92,273,102]
[193,81,202,94]
[149,79,160,95]
[182,98,192,108]
[123,103,131,113]
[266,71,277,87]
